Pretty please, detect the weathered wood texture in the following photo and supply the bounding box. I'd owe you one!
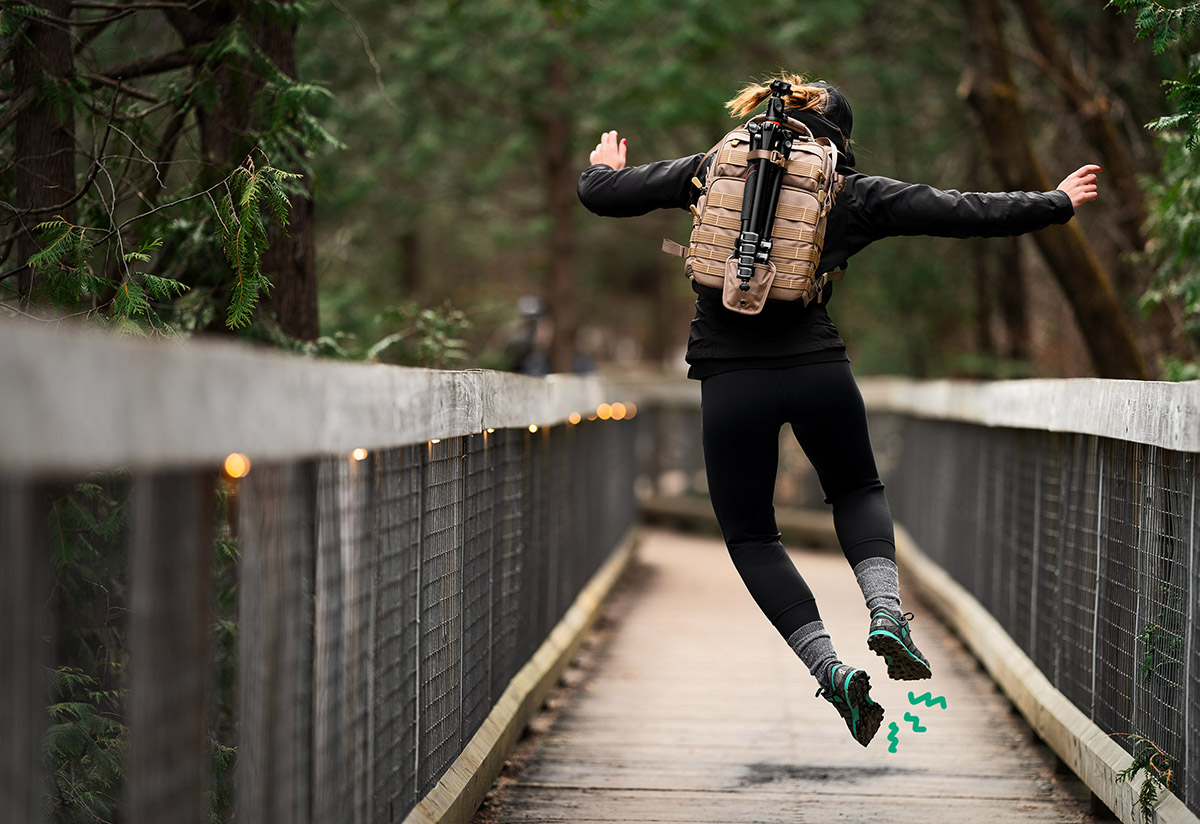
[859,377,1200,451]
[126,471,214,824]
[0,480,46,824]
[236,462,316,824]
[480,529,1099,823]
[405,531,638,824]
[0,324,617,472]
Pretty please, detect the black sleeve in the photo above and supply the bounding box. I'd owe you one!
[840,173,1076,256]
[577,153,705,217]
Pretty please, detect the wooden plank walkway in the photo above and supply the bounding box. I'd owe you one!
[475,528,1102,823]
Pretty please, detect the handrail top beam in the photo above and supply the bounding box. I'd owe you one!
[859,376,1200,452]
[0,322,614,472]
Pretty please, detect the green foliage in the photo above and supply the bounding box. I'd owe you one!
[1109,1,1200,146]
[44,477,130,824]
[43,475,241,823]
[1111,1,1200,373]
[48,478,128,581]
[4,1,335,339]
[1115,734,1175,824]
[28,219,190,334]
[1162,354,1200,379]
[1153,58,1200,149]
[367,301,472,368]
[255,57,345,168]
[213,156,301,328]
[1135,616,1183,682]
[1109,0,1200,54]
[208,481,240,824]
[45,667,126,823]
[29,219,103,307]
[1138,133,1200,362]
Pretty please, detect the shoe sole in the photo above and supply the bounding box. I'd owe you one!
[844,670,884,747]
[868,631,933,681]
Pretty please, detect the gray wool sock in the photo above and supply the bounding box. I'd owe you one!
[787,620,841,693]
[853,556,902,616]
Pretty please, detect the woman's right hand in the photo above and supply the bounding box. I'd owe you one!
[1056,165,1101,209]
[590,130,627,170]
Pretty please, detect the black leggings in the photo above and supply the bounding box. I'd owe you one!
[700,362,896,640]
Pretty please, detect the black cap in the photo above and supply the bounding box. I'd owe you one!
[787,80,855,170]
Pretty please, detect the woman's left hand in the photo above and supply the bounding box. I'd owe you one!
[589,130,627,170]
[1057,165,1101,209]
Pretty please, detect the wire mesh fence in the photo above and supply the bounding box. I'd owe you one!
[3,416,637,824]
[879,415,1198,816]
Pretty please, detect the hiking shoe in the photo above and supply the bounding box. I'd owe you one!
[817,664,884,747]
[867,608,932,680]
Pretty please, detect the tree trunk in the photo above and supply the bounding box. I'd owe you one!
[256,5,319,340]
[957,0,1149,380]
[167,1,319,340]
[1013,0,1191,365]
[13,0,76,307]
[166,3,253,174]
[543,51,577,373]
[972,240,996,359]
[1012,0,1145,254]
[995,237,1029,361]
[398,228,421,295]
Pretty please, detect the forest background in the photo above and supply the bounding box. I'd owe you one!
[4,2,1200,820]
[3,0,1200,383]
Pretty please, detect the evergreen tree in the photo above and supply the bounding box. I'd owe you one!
[1109,0,1200,376]
[0,0,336,340]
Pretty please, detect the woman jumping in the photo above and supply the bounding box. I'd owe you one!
[577,73,1099,747]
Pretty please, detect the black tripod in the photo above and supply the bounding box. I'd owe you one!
[735,79,796,291]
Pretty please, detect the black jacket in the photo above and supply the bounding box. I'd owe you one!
[577,149,1075,375]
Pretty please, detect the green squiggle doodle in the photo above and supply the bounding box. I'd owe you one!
[886,721,900,753]
[908,691,947,709]
[903,712,927,733]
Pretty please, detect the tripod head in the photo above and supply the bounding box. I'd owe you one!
[766,79,792,122]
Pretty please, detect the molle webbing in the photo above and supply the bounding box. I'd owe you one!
[689,259,818,290]
[688,244,822,269]
[698,209,827,239]
[717,147,826,180]
[705,191,824,224]
[688,254,826,285]
[690,228,822,255]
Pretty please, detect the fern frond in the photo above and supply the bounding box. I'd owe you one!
[122,236,164,264]
[28,220,78,272]
[140,274,190,299]
[203,19,253,65]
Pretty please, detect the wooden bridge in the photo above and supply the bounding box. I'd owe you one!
[474,528,1100,824]
[2,324,1198,824]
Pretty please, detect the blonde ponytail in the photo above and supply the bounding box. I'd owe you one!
[724,72,827,120]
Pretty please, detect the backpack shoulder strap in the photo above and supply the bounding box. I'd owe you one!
[691,129,735,194]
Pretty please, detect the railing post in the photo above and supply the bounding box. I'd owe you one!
[1090,440,1104,721]
[126,471,213,824]
[1029,442,1043,660]
[236,462,315,824]
[312,457,348,822]
[1186,454,1197,805]
[0,480,46,824]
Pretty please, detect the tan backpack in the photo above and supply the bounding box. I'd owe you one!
[662,114,844,315]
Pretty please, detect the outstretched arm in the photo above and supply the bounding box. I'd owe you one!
[578,130,702,217]
[843,165,1094,252]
